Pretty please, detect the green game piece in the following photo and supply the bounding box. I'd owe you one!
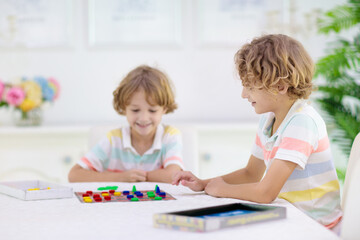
[130,197,139,201]
[147,191,155,197]
[132,185,137,192]
[97,186,118,191]
[154,196,162,200]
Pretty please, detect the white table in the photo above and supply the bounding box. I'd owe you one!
[0,182,340,240]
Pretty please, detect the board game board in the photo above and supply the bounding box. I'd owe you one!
[75,185,176,203]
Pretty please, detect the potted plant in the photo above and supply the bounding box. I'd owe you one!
[315,0,360,182]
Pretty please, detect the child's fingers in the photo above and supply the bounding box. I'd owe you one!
[172,171,186,185]
[136,171,147,181]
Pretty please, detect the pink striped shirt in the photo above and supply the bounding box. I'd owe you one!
[251,99,342,226]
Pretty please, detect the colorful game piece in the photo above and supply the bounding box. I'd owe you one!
[97,186,118,191]
[83,197,92,202]
[134,191,143,197]
[155,185,160,194]
[74,186,176,203]
[132,185,137,192]
[147,191,155,198]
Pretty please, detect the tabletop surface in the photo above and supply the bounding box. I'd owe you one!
[0,182,340,240]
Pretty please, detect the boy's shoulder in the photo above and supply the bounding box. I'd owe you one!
[288,101,325,126]
[162,125,181,136]
[106,126,125,140]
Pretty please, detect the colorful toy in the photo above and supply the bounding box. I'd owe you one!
[75,185,176,203]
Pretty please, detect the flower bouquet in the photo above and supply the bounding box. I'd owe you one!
[0,76,60,126]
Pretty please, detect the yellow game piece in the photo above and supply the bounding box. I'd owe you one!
[47,187,51,190]
[83,196,91,200]
[27,188,40,191]
[101,193,109,196]
[84,198,92,203]
[114,192,121,196]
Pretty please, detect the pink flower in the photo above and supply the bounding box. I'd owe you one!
[0,80,4,100]
[6,87,26,106]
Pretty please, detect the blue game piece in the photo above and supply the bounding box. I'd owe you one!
[127,194,134,199]
[136,192,143,197]
[123,190,130,195]
[134,191,143,196]
[155,185,160,194]
[158,192,166,197]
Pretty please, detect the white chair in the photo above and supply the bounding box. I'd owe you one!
[341,132,360,240]
[88,125,121,149]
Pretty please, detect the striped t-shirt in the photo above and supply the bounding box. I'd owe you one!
[251,99,342,226]
[78,124,184,172]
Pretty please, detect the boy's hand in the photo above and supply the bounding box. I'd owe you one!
[204,177,227,197]
[122,169,147,182]
[172,171,206,192]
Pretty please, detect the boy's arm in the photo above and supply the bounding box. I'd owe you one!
[146,164,182,183]
[221,155,266,184]
[205,159,297,203]
[172,155,265,191]
[68,164,146,182]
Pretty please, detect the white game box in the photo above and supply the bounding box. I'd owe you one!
[0,180,73,200]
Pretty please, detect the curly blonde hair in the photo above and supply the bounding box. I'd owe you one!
[113,65,177,115]
[235,34,314,99]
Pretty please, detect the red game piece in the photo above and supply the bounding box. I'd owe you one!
[82,194,89,197]
[104,196,111,201]
[94,198,102,202]
[93,194,100,198]
[109,190,115,194]
[86,191,93,195]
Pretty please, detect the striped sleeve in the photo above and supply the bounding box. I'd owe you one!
[275,114,318,169]
[162,126,184,169]
[77,131,117,172]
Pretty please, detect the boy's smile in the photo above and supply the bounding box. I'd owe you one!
[125,88,166,140]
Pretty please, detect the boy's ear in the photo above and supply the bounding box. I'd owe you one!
[277,83,289,95]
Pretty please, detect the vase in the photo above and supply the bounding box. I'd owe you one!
[13,108,43,126]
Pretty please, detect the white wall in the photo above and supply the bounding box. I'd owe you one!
[0,0,345,125]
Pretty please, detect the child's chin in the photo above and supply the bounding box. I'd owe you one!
[135,126,153,135]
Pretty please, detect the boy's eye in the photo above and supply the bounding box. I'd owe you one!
[149,109,157,113]
[131,109,139,113]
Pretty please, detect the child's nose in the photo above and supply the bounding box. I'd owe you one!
[241,87,248,99]
[139,111,149,120]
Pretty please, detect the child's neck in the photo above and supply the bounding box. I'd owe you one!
[272,99,296,136]
[131,130,156,156]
